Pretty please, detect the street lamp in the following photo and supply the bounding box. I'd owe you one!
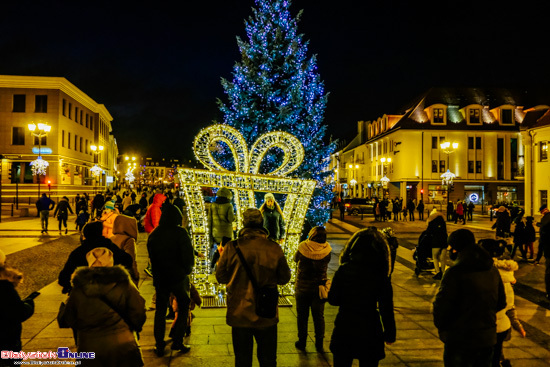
[380,157,392,197]
[440,141,458,208]
[90,145,104,189]
[28,122,51,197]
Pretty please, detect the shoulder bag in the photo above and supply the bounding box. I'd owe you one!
[234,241,279,318]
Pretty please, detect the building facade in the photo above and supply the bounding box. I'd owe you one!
[332,88,549,211]
[0,75,117,203]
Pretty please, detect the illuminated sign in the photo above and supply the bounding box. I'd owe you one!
[32,147,52,155]
[469,193,479,202]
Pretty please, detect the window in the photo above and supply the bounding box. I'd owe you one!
[68,103,72,119]
[75,135,78,151]
[541,190,548,210]
[35,95,47,113]
[440,160,446,173]
[13,95,25,112]
[12,127,25,145]
[85,114,89,128]
[468,161,474,173]
[85,139,88,154]
[432,137,438,149]
[540,141,548,161]
[433,108,444,123]
[439,137,446,145]
[469,109,480,124]
[34,136,47,146]
[90,116,94,130]
[80,111,83,125]
[75,107,79,123]
[501,109,514,124]
[476,137,482,150]
[468,137,474,149]
[432,160,438,173]
[62,130,65,147]
[62,99,67,116]
[68,132,71,149]
[476,160,482,173]
[80,137,83,152]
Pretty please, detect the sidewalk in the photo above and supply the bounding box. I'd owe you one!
[13,218,550,366]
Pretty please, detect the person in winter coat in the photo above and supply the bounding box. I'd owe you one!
[122,192,134,212]
[216,208,291,367]
[407,199,416,221]
[294,226,332,352]
[492,206,511,239]
[91,192,105,220]
[208,187,235,256]
[417,199,425,221]
[75,196,89,216]
[392,198,400,221]
[144,193,166,234]
[433,229,506,367]
[53,196,74,234]
[535,204,550,298]
[446,201,455,222]
[147,203,195,356]
[328,227,396,366]
[467,201,475,221]
[58,221,135,294]
[0,264,35,359]
[260,193,286,243]
[511,213,527,260]
[172,191,185,216]
[425,211,448,280]
[454,201,465,224]
[100,200,119,239]
[110,214,140,285]
[479,239,520,367]
[386,199,393,221]
[59,248,146,367]
[139,192,148,211]
[524,216,536,260]
[36,193,55,234]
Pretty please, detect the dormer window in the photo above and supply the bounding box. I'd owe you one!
[501,109,514,125]
[469,108,481,124]
[433,108,444,123]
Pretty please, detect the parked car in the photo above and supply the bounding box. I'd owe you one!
[344,198,375,215]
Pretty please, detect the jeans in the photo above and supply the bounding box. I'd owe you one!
[232,325,277,367]
[58,218,68,230]
[40,210,49,231]
[443,345,493,367]
[295,291,325,345]
[154,280,190,348]
[418,210,424,220]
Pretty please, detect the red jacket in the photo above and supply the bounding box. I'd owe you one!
[144,193,166,233]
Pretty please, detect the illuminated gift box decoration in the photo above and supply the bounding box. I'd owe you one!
[178,124,316,297]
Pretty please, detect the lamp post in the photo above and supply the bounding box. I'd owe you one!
[380,157,392,198]
[28,122,51,198]
[440,141,458,208]
[124,156,137,188]
[90,145,104,191]
[348,163,359,197]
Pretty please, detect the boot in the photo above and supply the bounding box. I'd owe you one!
[315,339,324,353]
[294,340,306,351]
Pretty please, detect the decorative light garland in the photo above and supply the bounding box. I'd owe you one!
[90,164,102,178]
[179,124,316,297]
[125,171,135,183]
[29,156,49,176]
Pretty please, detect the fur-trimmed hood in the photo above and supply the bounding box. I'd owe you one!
[71,265,131,297]
[298,240,332,260]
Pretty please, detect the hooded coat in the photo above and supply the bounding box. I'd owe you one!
[425,213,448,250]
[294,240,332,294]
[58,236,135,294]
[493,259,517,333]
[60,266,146,367]
[208,188,235,244]
[262,207,285,241]
[146,204,195,291]
[100,210,119,239]
[143,193,166,234]
[216,227,291,328]
[433,244,506,350]
[110,215,139,284]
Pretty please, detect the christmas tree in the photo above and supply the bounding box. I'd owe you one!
[218,0,335,225]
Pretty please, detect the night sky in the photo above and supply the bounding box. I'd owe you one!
[1,0,548,160]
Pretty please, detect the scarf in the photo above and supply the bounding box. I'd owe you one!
[298,239,332,260]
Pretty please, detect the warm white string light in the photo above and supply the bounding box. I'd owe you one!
[30,156,49,176]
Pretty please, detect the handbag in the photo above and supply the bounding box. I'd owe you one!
[319,278,332,300]
[57,301,70,328]
[234,241,279,318]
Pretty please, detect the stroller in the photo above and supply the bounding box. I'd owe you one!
[413,230,435,276]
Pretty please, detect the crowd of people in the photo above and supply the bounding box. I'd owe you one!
[1,185,548,367]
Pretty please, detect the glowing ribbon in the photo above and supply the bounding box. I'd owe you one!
[194,124,305,176]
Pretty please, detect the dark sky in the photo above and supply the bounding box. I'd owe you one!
[1,1,548,160]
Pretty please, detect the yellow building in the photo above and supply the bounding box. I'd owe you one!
[0,75,117,203]
[333,88,549,211]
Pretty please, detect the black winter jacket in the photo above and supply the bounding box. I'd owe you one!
[433,244,506,350]
[147,204,195,290]
[58,236,134,293]
[0,280,34,352]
